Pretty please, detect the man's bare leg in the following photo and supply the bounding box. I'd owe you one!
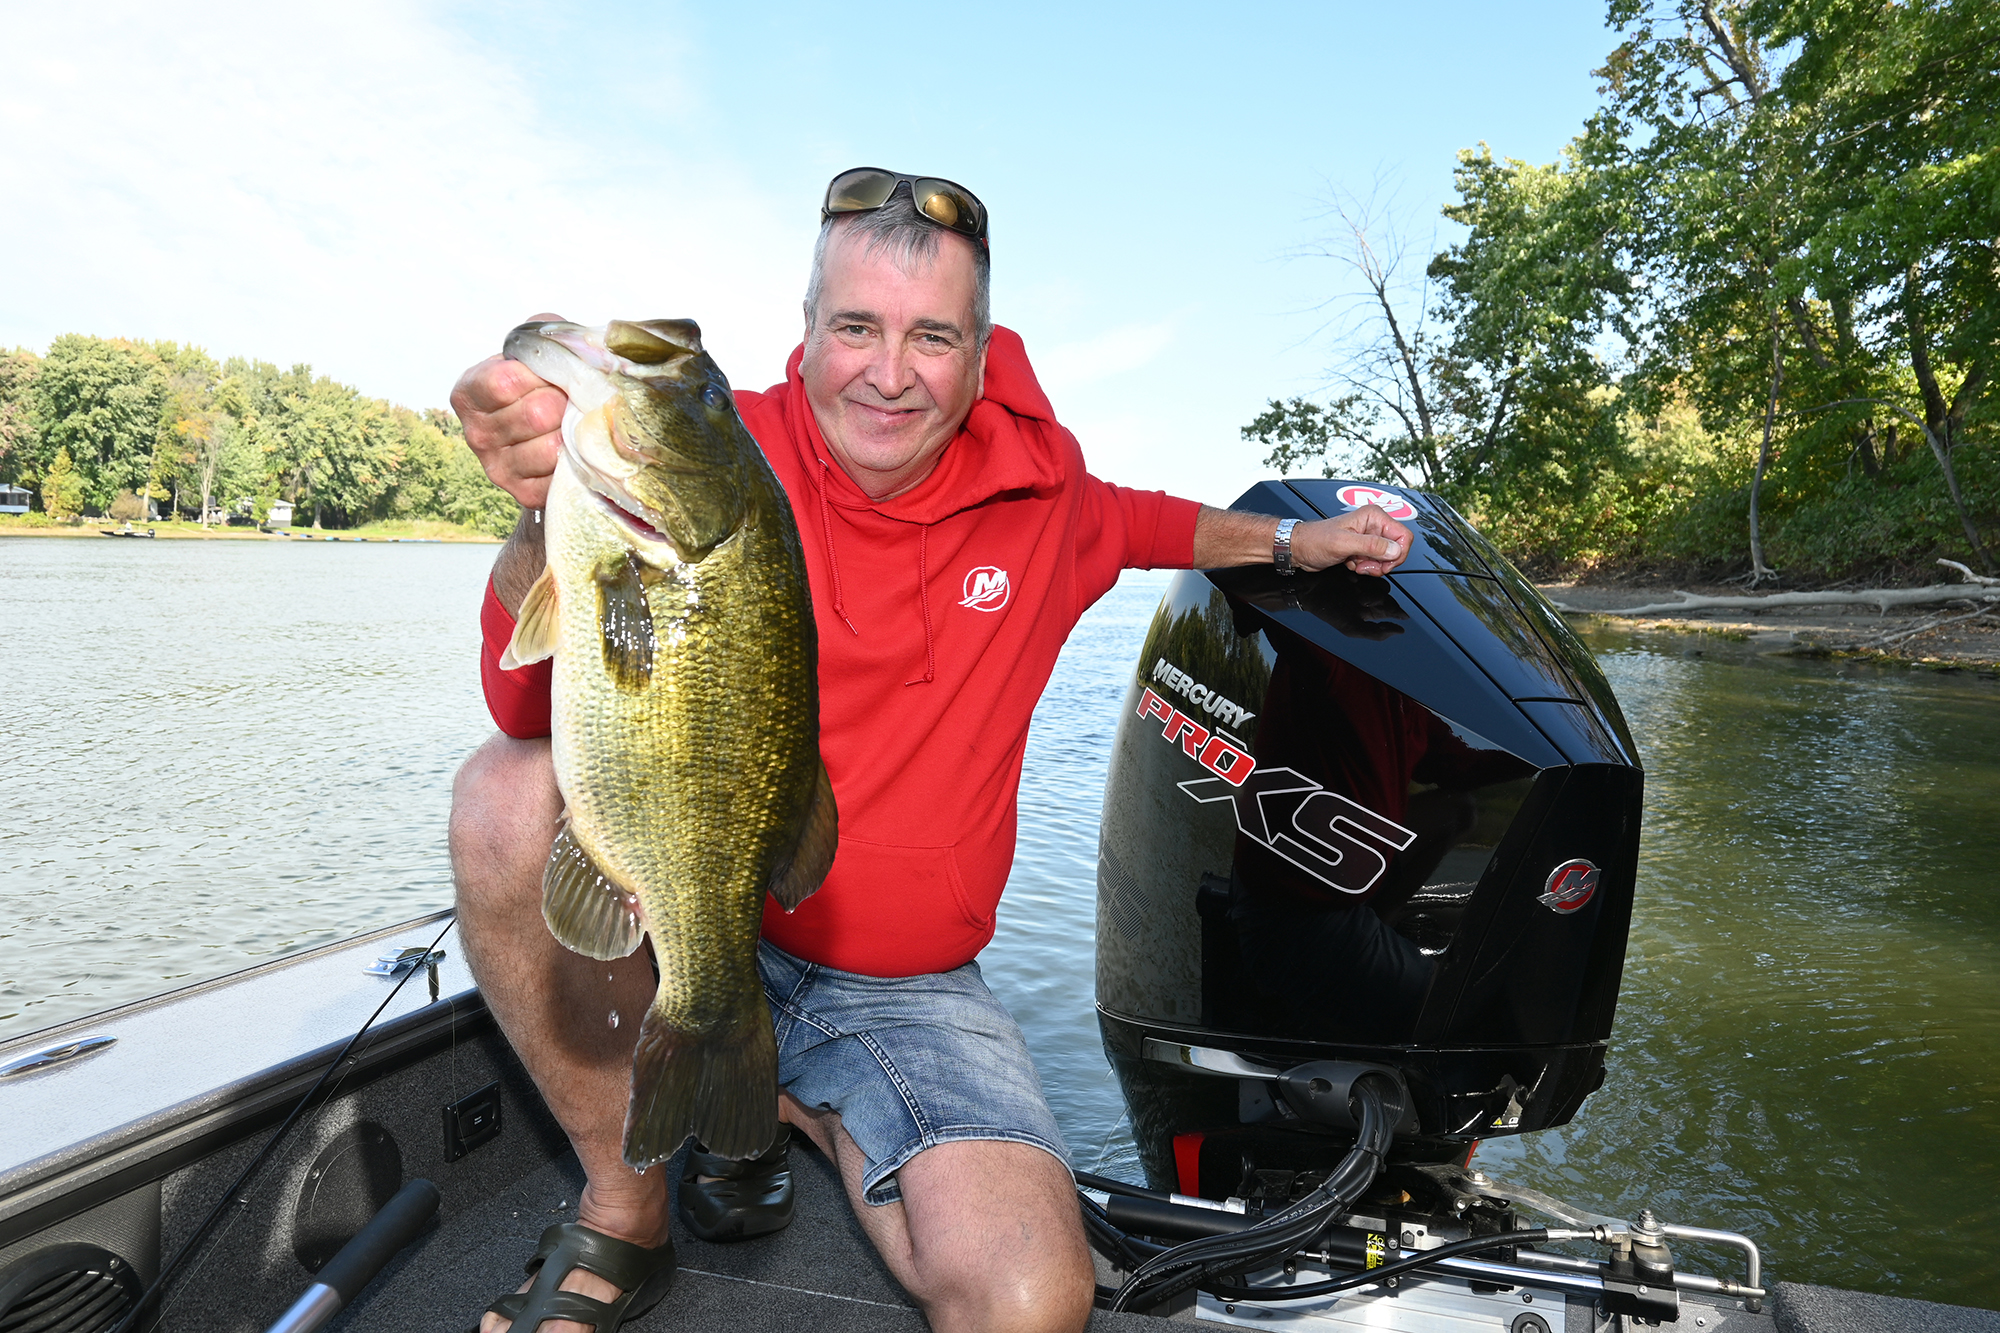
[451,733,668,1333]
[783,1096,1094,1333]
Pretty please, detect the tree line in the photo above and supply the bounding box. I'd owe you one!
[0,335,516,535]
[1249,0,1997,579]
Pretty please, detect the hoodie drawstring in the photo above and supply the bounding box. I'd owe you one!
[905,523,936,687]
[817,459,859,637]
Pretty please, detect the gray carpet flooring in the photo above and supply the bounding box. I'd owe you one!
[334,1135,1162,1332]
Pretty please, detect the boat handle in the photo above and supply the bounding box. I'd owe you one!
[0,1034,117,1079]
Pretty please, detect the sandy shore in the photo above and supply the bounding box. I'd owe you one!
[1539,576,2000,673]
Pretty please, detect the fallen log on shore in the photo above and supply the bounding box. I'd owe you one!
[1552,560,2000,617]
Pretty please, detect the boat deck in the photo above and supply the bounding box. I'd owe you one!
[332,1130,2000,1333]
[338,1136,1162,1332]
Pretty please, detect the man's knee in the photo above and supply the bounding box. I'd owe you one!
[449,733,560,908]
[903,1142,1093,1332]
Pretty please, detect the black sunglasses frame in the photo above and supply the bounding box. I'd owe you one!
[821,167,989,245]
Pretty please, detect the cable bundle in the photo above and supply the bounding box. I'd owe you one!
[1103,1075,1401,1313]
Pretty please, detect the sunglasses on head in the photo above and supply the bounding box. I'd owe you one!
[821,168,989,245]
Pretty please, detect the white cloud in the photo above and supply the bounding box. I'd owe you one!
[0,1,812,408]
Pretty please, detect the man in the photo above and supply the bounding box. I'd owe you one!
[450,167,1411,1333]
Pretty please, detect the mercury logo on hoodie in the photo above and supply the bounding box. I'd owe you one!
[959,566,1011,611]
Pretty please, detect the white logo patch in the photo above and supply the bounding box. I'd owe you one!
[959,566,1011,612]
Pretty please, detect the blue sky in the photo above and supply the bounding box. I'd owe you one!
[2,0,1618,503]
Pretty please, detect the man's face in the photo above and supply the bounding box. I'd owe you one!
[800,223,985,500]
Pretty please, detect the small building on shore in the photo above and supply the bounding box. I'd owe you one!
[0,484,31,515]
[266,500,295,526]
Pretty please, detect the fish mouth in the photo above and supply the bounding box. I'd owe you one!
[588,476,675,545]
[564,447,680,550]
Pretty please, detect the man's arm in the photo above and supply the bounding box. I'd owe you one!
[1191,503,1412,576]
[490,508,547,613]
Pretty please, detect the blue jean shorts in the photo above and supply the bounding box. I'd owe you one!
[757,940,1071,1206]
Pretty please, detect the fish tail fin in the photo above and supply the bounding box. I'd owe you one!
[623,1002,779,1167]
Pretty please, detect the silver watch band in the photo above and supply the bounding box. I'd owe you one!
[1273,517,1299,576]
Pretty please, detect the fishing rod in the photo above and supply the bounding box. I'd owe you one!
[111,916,457,1333]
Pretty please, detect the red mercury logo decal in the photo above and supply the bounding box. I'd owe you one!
[1335,484,1418,521]
[1538,859,1601,914]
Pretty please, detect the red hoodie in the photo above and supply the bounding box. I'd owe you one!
[479,327,1199,976]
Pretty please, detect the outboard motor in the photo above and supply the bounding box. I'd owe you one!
[1096,476,1640,1208]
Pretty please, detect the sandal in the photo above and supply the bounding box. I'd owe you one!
[677,1125,795,1242]
[478,1221,676,1331]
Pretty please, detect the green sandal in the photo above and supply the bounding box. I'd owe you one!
[677,1125,795,1242]
[479,1221,676,1331]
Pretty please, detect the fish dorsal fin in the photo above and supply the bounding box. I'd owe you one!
[767,762,838,913]
[596,552,655,691]
[542,823,645,960]
[499,566,559,669]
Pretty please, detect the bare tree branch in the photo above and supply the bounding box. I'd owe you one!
[1786,297,1834,370]
[1700,2,1768,102]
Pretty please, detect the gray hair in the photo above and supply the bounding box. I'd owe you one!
[804,185,992,349]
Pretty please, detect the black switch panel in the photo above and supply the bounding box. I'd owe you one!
[443,1081,503,1162]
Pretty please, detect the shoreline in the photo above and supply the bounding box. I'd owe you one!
[1540,578,2000,674]
[0,522,501,544]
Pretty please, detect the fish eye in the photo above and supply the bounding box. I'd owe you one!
[701,384,728,412]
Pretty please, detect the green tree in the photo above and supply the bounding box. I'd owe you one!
[1245,161,1639,565]
[20,333,512,535]
[1254,1,1998,578]
[0,348,41,484]
[1597,0,1994,572]
[32,336,166,514]
[41,447,86,519]
[439,436,520,536]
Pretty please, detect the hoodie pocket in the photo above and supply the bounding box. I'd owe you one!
[838,838,989,931]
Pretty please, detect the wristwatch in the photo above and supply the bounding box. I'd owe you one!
[1273,518,1299,576]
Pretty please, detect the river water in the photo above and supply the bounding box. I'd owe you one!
[3,539,1996,1309]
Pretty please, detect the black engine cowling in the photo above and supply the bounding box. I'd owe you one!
[1095,479,1642,1196]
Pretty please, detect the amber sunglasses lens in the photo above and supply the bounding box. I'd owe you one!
[824,168,900,216]
[912,179,985,238]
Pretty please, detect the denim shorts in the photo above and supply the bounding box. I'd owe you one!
[757,940,1070,1206]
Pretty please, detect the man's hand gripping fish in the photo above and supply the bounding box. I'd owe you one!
[498,318,835,1166]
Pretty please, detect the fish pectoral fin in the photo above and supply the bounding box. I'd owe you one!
[624,1002,779,1166]
[542,824,645,960]
[767,762,838,914]
[596,552,656,691]
[499,566,560,669]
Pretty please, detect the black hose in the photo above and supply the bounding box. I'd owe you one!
[1102,1074,1401,1313]
[1203,1227,1554,1302]
[1074,1169,1172,1202]
[1078,1185,1161,1275]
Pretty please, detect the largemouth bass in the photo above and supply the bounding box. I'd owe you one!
[498,317,834,1166]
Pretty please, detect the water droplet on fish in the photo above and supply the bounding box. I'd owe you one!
[607,1010,620,1029]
